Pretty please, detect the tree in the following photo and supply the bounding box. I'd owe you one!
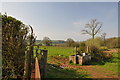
[101,33,106,41]
[2,13,36,78]
[85,37,103,47]
[101,33,106,46]
[0,13,2,80]
[2,14,28,78]
[79,41,86,53]
[42,37,52,46]
[66,38,75,47]
[82,19,102,39]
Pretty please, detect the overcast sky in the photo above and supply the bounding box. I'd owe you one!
[2,2,118,41]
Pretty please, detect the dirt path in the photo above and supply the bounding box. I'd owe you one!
[60,63,118,78]
[103,49,119,54]
[49,56,119,78]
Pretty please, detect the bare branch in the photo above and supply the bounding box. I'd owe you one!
[82,30,92,35]
[94,23,102,35]
[29,25,33,35]
[93,22,99,29]
[85,24,93,30]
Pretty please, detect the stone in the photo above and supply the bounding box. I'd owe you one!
[69,53,91,65]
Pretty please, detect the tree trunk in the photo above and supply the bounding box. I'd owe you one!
[92,29,94,39]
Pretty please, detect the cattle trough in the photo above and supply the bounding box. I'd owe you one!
[69,47,91,65]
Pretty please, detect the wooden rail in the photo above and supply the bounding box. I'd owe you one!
[31,57,41,80]
[35,57,41,79]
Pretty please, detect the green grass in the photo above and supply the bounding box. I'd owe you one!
[101,53,119,73]
[34,46,119,77]
[69,62,82,66]
[35,46,91,78]
[46,64,90,78]
[34,46,74,57]
[91,53,119,75]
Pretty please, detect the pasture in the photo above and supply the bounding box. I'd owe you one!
[34,46,74,57]
[35,46,119,78]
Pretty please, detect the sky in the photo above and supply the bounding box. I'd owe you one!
[1,2,118,41]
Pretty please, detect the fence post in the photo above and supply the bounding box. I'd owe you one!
[87,46,89,53]
[23,45,33,79]
[74,47,77,64]
[23,50,28,79]
[40,50,48,78]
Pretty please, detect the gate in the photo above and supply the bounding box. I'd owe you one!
[24,45,48,80]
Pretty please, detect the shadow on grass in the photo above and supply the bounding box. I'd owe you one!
[46,63,90,78]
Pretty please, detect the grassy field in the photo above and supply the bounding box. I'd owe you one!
[35,46,119,78]
[101,53,119,73]
[90,53,119,73]
[34,46,74,57]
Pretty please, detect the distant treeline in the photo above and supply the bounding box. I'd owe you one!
[35,37,120,49]
[35,40,66,45]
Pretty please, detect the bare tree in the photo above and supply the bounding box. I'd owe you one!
[101,33,106,41]
[101,33,106,46]
[42,37,52,46]
[82,19,102,39]
[66,38,75,47]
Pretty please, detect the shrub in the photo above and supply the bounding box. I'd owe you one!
[88,45,103,61]
[78,41,86,53]
[2,13,36,78]
[89,45,99,54]
[100,46,108,51]
[73,42,79,47]
[92,53,103,61]
[2,14,28,78]
[85,37,103,48]
[105,37,119,49]
[101,52,113,60]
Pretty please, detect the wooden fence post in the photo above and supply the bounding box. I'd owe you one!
[40,50,48,78]
[87,46,89,53]
[23,51,28,79]
[23,46,33,79]
[74,47,77,64]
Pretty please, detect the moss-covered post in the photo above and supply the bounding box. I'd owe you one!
[73,47,77,64]
[23,50,29,79]
[74,47,77,55]
[87,46,89,53]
